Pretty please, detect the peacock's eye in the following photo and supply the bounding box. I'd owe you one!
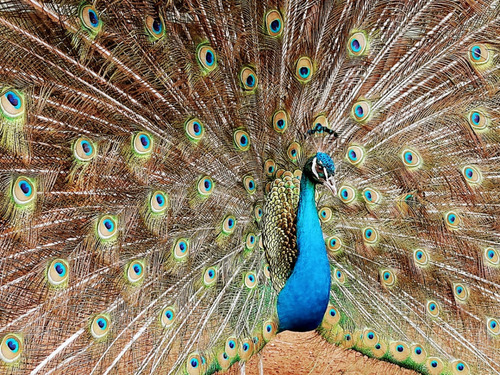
[91,315,110,339]
[348,32,368,55]
[240,67,258,91]
[287,142,301,163]
[133,132,153,155]
[0,334,23,363]
[233,129,251,151]
[145,16,164,39]
[296,57,313,82]
[1,89,25,118]
[161,306,176,328]
[197,44,217,72]
[97,215,118,240]
[12,177,36,205]
[185,118,205,142]
[351,100,371,122]
[265,10,283,37]
[468,44,490,65]
[127,260,145,283]
[173,238,189,260]
[80,5,102,33]
[244,271,257,289]
[272,109,288,133]
[48,259,70,286]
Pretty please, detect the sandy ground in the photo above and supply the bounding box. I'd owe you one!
[223,331,417,374]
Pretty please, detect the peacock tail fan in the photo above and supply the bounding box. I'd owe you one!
[0,0,498,374]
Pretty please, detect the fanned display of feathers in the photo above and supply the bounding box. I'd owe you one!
[0,0,499,374]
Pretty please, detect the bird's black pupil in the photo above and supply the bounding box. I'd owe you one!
[98,320,105,328]
[20,182,30,194]
[228,219,233,226]
[204,180,210,189]
[352,39,360,50]
[416,348,421,354]
[7,341,17,351]
[473,48,481,58]
[249,181,254,188]
[7,93,18,107]
[246,75,254,86]
[105,221,112,230]
[397,346,403,352]
[141,136,149,147]
[271,19,280,31]
[241,136,247,145]
[432,362,437,368]
[277,119,284,127]
[153,19,161,32]
[156,195,163,204]
[56,264,64,274]
[291,149,296,156]
[193,123,200,133]
[134,265,140,274]
[229,342,234,348]
[300,67,309,76]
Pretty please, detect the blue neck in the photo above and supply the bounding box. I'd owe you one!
[277,174,331,331]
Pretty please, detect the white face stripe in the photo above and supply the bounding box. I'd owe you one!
[312,157,319,180]
[312,157,328,181]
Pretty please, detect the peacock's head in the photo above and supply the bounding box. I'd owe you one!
[304,152,337,195]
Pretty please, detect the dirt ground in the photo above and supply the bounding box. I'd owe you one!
[223,331,417,374]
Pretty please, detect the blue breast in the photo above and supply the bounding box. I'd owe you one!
[277,175,331,331]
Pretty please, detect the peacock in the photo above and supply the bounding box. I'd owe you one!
[0,0,499,374]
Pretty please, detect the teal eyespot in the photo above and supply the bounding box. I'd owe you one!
[97,215,118,240]
[265,10,283,37]
[145,16,165,39]
[161,306,176,328]
[484,247,499,266]
[295,57,313,82]
[413,248,429,267]
[468,44,490,65]
[487,318,499,335]
[234,129,251,151]
[272,109,288,133]
[132,131,153,156]
[150,191,168,213]
[127,260,145,284]
[427,300,439,317]
[334,268,346,284]
[74,137,96,161]
[326,236,342,252]
[362,188,380,204]
[467,110,488,131]
[12,176,36,205]
[173,238,189,260]
[197,176,214,196]
[287,142,301,163]
[454,283,468,302]
[240,67,258,91]
[185,118,205,142]
[445,211,460,229]
[319,207,332,222]
[79,4,102,34]
[351,101,371,123]
[222,215,236,234]
[244,271,257,289]
[346,145,365,165]
[197,44,217,72]
[243,175,256,194]
[203,267,217,286]
[381,269,395,287]
[91,314,110,339]
[48,259,70,286]
[0,334,23,363]
[338,185,356,204]
[254,204,263,222]
[401,148,422,168]
[1,89,25,118]
[348,32,368,56]
[462,165,482,184]
[363,226,378,244]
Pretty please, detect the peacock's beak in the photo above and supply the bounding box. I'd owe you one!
[324,176,337,196]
